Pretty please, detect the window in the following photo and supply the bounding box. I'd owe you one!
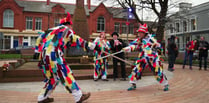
[35,17,42,30]
[129,24,134,34]
[175,22,180,32]
[97,16,105,32]
[114,22,120,33]
[177,38,180,50]
[183,21,187,32]
[191,19,196,31]
[170,24,174,33]
[23,37,28,46]
[121,23,127,34]
[4,36,11,49]
[31,36,38,46]
[54,18,60,26]
[26,17,33,30]
[4,36,11,39]
[3,9,14,28]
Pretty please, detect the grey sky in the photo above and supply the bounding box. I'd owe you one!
[37,0,209,6]
[32,0,209,21]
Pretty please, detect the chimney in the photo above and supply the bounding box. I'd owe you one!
[87,0,91,9]
[76,0,84,7]
[46,0,50,5]
[179,2,192,12]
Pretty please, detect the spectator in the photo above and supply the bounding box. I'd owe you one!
[167,35,178,72]
[109,32,127,81]
[182,39,198,70]
[198,36,209,70]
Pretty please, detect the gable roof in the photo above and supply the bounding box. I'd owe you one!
[2,0,126,19]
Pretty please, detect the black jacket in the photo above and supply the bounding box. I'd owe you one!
[198,40,209,56]
[109,39,126,56]
[167,38,178,57]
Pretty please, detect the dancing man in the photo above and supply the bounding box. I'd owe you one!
[123,23,169,91]
[34,12,92,103]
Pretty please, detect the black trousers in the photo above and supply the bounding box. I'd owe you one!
[199,55,208,69]
[113,54,126,78]
[168,54,176,69]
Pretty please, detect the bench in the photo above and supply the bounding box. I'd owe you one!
[20,49,34,59]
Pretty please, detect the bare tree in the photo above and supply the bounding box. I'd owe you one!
[97,0,182,41]
[116,0,168,41]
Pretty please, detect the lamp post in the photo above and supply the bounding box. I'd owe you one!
[126,8,132,44]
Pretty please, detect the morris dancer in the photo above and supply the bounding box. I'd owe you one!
[93,32,110,81]
[34,12,92,103]
[123,23,169,91]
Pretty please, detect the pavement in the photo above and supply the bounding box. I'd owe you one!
[0,64,209,103]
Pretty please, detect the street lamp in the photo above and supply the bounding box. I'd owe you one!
[126,8,132,44]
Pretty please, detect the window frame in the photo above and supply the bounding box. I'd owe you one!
[114,22,120,33]
[97,16,105,32]
[35,17,42,30]
[3,9,14,28]
[129,24,134,34]
[183,20,188,32]
[54,18,60,27]
[190,18,197,31]
[26,16,33,30]
[175,22,180,32]
[121,23,127,34]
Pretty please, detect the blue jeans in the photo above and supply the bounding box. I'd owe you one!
[183,51,193,67]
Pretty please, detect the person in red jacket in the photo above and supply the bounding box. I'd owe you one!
[182,39,198,70]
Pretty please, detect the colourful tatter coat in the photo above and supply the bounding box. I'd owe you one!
[35,25,91,91]
[123,34,166,84]
[93,37,111,79]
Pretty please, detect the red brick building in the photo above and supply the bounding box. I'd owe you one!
[0,0,140,49]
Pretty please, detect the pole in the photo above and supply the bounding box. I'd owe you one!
[127,9,129,44]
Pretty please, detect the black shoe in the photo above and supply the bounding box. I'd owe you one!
[38,97,54,103]
[76,92,91,103]
[102,79,109,81]
[168,68,174,72]
[199,68,202,70]
[94,78,98,81]
[120,78,126,81]
[113,78,116,81]
[204,68,207,71]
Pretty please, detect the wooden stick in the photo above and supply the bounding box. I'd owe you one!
[95,50,124,60]
[101,51,134,66]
